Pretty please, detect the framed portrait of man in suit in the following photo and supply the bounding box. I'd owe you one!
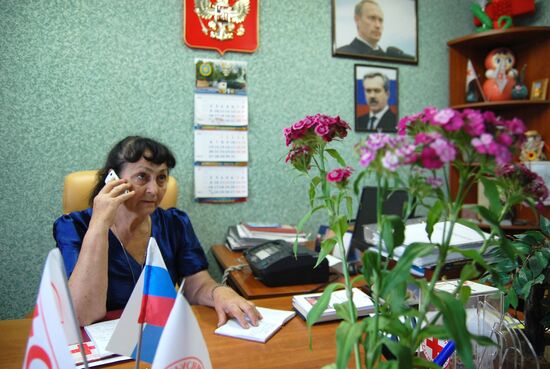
[332,0,418,65]
[354,64,398,133]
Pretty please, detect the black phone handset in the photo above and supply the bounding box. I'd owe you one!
[244,240,329,287]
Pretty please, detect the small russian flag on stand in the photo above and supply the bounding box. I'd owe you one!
[107,238,176,364]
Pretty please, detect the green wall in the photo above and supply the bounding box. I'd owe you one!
[0,1,547,319]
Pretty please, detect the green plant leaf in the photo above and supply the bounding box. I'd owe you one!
[381,215,405,256]
[476,205,499,228]
[316,238,337,268]
[471,334,496,346]
[540,216,550,236]
[335,319,368,369]
[362,250,381,285]
[431,291,475,369]
[353,171,366,195]
[412,356,442,369]
[307,283,344,329]
[426,200,444,239]
[479,177,503,217]
[382,243,434,296]
[459,263,480,282]
[383,340,414,369]
[528,251,548,277]
[351,274,366,286]
[309,181,317,207]
[519,280,534,298]
[346,195,353,219]
[297,205,324,232]
[456,219,488,238]
[506,288,518,309]
[333,302,352,322]
[499,235,517,261]
[325,148,347,167]
[450,247,489,270]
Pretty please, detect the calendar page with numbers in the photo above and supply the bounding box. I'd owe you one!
[194,165,248,200]
[194,129,248,163]
[194,93,248,127]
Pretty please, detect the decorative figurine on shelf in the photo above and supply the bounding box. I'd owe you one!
[512,64,529,100]
[482,47,517,101]
[466,59,485,103]
[470,0,535,33]
[520,130,547,162]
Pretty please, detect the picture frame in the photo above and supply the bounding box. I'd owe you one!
[530,78,548,101]
[332,0,418,65]
[354,64,398,133]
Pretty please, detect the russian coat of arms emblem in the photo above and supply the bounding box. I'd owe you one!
[184,0,259,55]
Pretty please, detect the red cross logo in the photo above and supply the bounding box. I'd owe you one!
[422,338,451,369]
[70,342,96,356]
[426,337,444,358]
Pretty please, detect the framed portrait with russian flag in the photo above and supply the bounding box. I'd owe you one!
[183,0,260,55]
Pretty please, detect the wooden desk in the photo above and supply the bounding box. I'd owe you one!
[0,296,344,369]
[212,244,340,299]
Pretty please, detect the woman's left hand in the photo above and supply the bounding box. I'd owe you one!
[212,286,262,328]
[183,271,262,329]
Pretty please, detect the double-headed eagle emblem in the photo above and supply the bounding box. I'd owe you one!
[194,0,250,41]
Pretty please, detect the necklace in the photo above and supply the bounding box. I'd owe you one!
[112,223,138,285]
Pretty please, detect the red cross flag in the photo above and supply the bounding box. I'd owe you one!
[421,337,452,369]
[22,249,85,369]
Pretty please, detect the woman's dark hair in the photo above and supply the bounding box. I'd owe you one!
[89,136,176,205]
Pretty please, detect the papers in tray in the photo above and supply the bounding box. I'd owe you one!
[69,319,130,368]
[363,221,491,267]
[292,288,374,324]
[225,223,309,251]
[237,223,309,242]
[214,307,295,343]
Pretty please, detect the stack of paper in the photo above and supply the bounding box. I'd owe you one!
[363,221,491,267]
[292,288,374,324]
[225,222,309,251]
[68,319,130,368]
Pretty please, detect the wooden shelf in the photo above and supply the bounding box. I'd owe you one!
[451,100,550,110]
[447,26,550,49]
[448,27,550,221]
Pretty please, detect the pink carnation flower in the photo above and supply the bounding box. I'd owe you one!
[433,108,455,125]
[430,138,456,163]
[420,147,444,169]
[326,167,353,183]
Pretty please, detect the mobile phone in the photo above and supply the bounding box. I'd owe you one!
[104,169,130,193]
[104,169,120,184]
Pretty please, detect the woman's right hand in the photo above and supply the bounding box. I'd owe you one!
[90,179,134,229]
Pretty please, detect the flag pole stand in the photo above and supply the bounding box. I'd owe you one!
[135,322,144,369]
[60,260,90,369]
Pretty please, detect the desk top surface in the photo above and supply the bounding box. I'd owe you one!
[0,296,345,369]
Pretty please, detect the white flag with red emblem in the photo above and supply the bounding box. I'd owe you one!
[151,285,213,369]
[22,249,83,369]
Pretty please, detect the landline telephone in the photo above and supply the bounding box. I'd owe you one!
[244,240,329,287]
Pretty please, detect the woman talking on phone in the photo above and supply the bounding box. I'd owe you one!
[53,136,261,327]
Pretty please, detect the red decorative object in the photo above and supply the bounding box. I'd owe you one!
[183,0,259,55]
[473,0,535,29]
[482,48,517,101]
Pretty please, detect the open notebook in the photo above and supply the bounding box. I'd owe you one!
[214,307,296,343]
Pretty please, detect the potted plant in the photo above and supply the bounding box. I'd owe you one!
[482,215,550,355]
[283,108,548,369]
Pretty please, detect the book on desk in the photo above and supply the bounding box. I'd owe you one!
[292,288,374,324]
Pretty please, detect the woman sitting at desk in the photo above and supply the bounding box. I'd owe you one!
[53,136,261,327]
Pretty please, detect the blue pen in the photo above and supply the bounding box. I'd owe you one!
[433,340,455,366]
